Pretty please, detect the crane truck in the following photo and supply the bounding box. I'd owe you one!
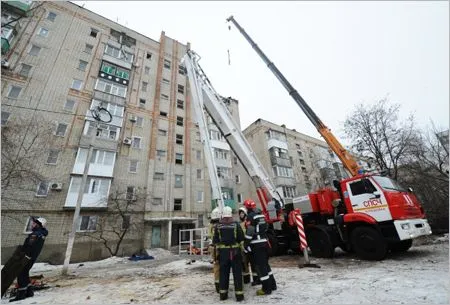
[225,16,432,260]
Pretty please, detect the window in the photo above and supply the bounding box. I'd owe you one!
[214,149,228,160]
[177,84,184,94]
[164,59,171,69]
[196,150,201,160]
[162,78,170,84]
[159,111,167,118]
[273,166,293,178]
[71,79,83,90]
[129,160,138,173]
[299,159,305,165]
[196,169,202,179]
[156,150,166,157]
[55,123,68,137]
[198,214,204,227]
[217,167,230,179]
[301,166,307,173]
[122,215,130,230]
[135,116,144,127]
[132,137,141,149]
[91,100,124,117]
[126,186,136,201]
[177,99,184,109]
[282,186,296,199]
[176,134,183,145]
[158,129,167,136]
[38,27,49,37]
[1,111,10,126]
[115,67,129,80]
[174,175,183,188]
[175,153,183,165]
[197,191,204,202]
[90,149,115,165]
[152,198,162,205]
[46,149,59,164]
[77,216,98,232]
[176,116,184,127]
[144,66,150,75]
[29,45,41,56]
[7,85,22,98]
[142,82,148,92]
[178,65,186,75]
[349,179,377,196]
[296,144,301,149]
[154,172,164,180]
[234,157,238,165]
[90,28,98,38]
[87,122,118,140]
[78,60,88,71]
[104,44,133,63]
[235,175,241,183]
[174,199,182,211]
[47,12,57,21]
[139,99,146,108]
[237,193,243,203]
[36,182,49,197]
[146,52,152,60]
[196,132,201,142]
[298,151,303,157]
[19,64,32,77]
[64,99,75,111]
[84,44,93,54]
[94,79,127,97]
[161,94,169,100]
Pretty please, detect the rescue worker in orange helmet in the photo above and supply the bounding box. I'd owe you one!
[213,206,245,302]
[238,206,258,285]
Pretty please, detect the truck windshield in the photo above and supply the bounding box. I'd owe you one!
[372,176,406,192]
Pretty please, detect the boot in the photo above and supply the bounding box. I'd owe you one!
[243,274,251,284]
[219,292,228,301]
[251,279,261,286]
[256,288,272,296]
[214,282,220,293]
[236,294,244,302]
[10,289,26,302]
[26,286,34,298]
[270,275,277,291]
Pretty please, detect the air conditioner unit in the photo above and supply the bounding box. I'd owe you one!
[1,60,10,68]
[129,115,137,123]
[50,182,63,191]
[123,137,132,145]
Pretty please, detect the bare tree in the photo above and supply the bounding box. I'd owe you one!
[1,115,55,194]
[79,188,146,257]
[343,98,416,180]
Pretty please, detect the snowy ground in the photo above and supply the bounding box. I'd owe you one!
[1,234,448,304]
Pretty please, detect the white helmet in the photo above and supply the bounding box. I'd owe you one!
[222,206,233,218]
[238,207,247,215]
[35,217,47,228]
[211,208,221,220]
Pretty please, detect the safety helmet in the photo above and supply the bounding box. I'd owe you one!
[34,217,47,228]
[222,206,233,218]
[238,207,247,215]
[243,199,256,210]
[211,208,221,220]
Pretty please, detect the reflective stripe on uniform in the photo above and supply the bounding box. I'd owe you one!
[268,271,273,275]
[220,290,228,293]
[250,239,267,244]
[217,244,240,249]
[235,291,244,295]
[245,235,253,240]
[260,275,270,281]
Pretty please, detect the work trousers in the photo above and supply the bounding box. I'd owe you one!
[242,250,258,284]
[209,245,220,290]
[250,242,277,293]
[218,247,244,299]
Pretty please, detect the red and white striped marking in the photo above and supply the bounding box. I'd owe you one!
[294,213,308,251]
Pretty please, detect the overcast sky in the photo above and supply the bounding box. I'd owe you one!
[74,1,449,141]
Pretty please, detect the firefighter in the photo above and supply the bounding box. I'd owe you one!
[208,207,221,293]
[243,199,277,296]
[10,217,48,302]
[213,206,245,302]
[238,206,258,285]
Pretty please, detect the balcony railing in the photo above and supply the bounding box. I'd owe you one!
[92,90,126,106]
[270,155,292,167]
[3,1,32,16]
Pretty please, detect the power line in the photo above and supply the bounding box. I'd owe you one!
[2,104,90,119]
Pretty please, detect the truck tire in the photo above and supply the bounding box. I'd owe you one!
[306,228,335,258]
[267,233,279,257]
[389,239,413,253]
[350,226,387,261]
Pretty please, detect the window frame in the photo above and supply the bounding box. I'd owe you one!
[129,160,138,173]
[47,12,57,22]
[29,44,41,56]
[1,111,11,126]
[46,149,60,165]
[131,136,142,149]
[35,181,49,197]
[38,27,49,37]
[77,215,98,232]
[7,85,22,98]
[55,122,68,137]
[19,63,32,77]
[71,79,83,90]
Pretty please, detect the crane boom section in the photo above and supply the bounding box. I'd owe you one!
[183,51,284,212]
[227,15,361,176]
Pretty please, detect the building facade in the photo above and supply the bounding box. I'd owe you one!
[1,1,240,263]
[236,119,349,204]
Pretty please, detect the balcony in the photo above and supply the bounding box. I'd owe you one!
[267,138,288,150]
[80,134,119,151]
[85,110,124,128]
[210,139,230,151]
[93,90,126,107]
[270,155,292,167]
[3,1,32,16]
[274,176,296,187]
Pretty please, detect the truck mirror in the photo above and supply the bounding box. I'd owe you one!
[372,191,381,199]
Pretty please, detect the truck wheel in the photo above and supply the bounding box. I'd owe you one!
[267,233,279,257]
[306,228,335,258]
[350,226,387,261]
[389,239,413,252]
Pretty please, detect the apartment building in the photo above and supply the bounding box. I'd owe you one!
[1,1,241,263]
[237,119,349,203]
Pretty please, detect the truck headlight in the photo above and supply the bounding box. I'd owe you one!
[401,224,410,230]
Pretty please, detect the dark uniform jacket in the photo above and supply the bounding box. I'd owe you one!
[23,226,48,261]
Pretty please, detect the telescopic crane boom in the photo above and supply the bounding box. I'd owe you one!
[226,16,361,177]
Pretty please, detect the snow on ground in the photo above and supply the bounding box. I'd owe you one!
[1,237,448,304]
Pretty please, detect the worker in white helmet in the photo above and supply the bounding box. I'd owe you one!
[208,207,221,293]
[9,217,48,302]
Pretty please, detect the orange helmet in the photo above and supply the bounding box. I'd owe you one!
[243,199,256,210]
